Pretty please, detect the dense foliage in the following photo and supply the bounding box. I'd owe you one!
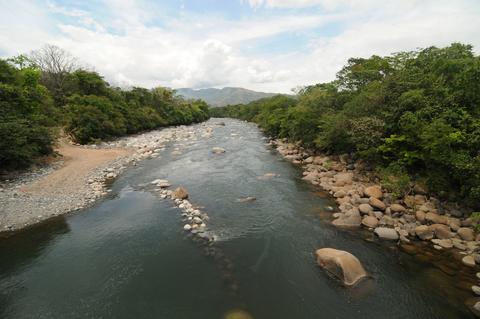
[212,43,480,207]
[0,48,209,170]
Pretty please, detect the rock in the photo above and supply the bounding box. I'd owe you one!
[472,286,480,296]
[415,225,434,240]
[334,172,353,186]
[448,218,461,231]
[224,310,253,319]
[364,185,383,199]
[413,183,428,195]
[212,147,226,154]
[369,197,386,211]
[430,224,453,239]
[334,190,347,198]
[462,255,476,267]
[362,216,378,228]
[183,224,192,231]
[302,172,318,182]
[425,212,448,225]
[390,204,406,213]
[458,227,475,241]
[315,248,367,286]
[415,211,426,223]
[431,239,453,249]
[236,196,256,203]
[374,227,399,240]
[173,187,189,200]
[332,213,362,228]
[358,203,373,215]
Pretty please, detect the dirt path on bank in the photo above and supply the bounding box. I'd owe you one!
[24,142,130,195]
[0,142,131,233]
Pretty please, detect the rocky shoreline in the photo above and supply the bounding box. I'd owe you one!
[270,138,480,315]
[0,122,216,235]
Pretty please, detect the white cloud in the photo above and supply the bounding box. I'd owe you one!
[0,0,479,93]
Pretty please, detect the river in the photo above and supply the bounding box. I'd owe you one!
[0,118,474,318]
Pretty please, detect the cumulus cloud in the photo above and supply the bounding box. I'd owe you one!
[0,0,479,93]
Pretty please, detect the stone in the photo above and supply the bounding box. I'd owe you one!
[334,172,353,186]
[193,217,202,224]
[334,190,347,198]
[415,211,426,223]
[457,227,475,241]
[448,218,461,232]
[173,187,189,200]
[364,185,383,199]
[212,147,226,154]
[374,227,399,240]
[315,248,367,286]
[362,216,379,228]
[431,239,453,249]
[425,212,448,225]
[390,204,406,213]
[358,203,373,215]
[369,197,386,211]
[332,213,362,228]
[473,286,480,296]
[183,224,192,231]
[415,225,434,240]
[462,255,476,267]
[430,224,453,239]
[224,310,253,319]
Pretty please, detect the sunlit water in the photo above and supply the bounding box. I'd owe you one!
[0,119,474,318]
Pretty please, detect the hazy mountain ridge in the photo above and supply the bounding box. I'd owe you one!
[176,87,281,107]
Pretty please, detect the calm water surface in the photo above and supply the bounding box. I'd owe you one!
[0,118,474,318]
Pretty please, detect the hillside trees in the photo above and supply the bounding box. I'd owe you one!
[212,43,480,207]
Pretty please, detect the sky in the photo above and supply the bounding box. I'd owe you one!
[0,0,479,93]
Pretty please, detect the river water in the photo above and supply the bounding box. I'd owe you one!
[0,119,474,318]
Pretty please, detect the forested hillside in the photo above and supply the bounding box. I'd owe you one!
[177,87,278,107]
[211,43,480,207]
[0,45,209,170]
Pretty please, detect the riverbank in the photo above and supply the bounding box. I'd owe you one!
[269,137,480,315]
[0,122,216,235]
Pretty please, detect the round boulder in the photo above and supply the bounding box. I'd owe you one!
[362,216,379,228]
[358,203,373,215]
[390,204,406,213]
[369,197,386,211]
[173,187,189,200]
[415,225,434,240]
[364,185,383,199]
[457,227,475,241]
[315,248,367,286]
[374,227,399,240]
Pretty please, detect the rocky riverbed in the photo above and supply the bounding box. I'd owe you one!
[270,138,480,315]
[0,122,219,235]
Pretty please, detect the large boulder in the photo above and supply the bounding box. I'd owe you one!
[332,213,362,228]
[374,227,399,240]
[425,212,448,225]
[415,225,434,240]
[430,224,453,239]
[173,187,189,200]
[369,197,386,211]
[457,227,475,241]
[334,172,353,186]
[315,248,367,286]
[362,216,379,228]
[364,185,383,199]
[390,204,406,213]
[358,203,373,215]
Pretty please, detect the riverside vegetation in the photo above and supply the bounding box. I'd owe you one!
[211,43,480,210]
[0,45,209,172]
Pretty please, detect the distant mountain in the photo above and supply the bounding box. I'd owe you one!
[176,87,280,107]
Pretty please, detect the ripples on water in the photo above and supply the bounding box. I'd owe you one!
[0,119,475,318]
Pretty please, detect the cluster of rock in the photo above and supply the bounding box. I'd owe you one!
[0,123,216,233]
[149,181,216,243]
[270,138,480,265]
